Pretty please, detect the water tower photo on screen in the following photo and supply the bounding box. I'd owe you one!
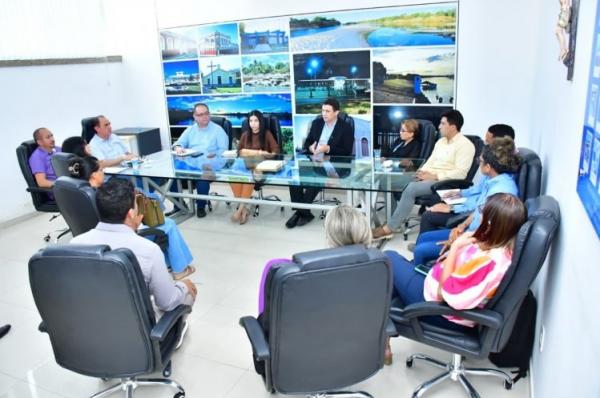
[293,50,371,114]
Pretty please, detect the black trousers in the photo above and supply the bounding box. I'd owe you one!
[419,211,455,234]
[289,186,321,215]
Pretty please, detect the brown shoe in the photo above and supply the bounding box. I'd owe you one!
[172,265,196,280]
[372,225,393,240]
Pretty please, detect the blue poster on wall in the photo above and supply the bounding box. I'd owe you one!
[577,4,600,238]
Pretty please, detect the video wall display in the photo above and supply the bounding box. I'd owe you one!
[577,3,600,238]
[159,2,458,155]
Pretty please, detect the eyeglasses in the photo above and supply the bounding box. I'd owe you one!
[194,112,210,117]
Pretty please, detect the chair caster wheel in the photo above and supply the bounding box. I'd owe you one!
[406,359,413,368]
[163,361,172,378]
[280,207,284,212]
[101,378,109,381]
[44,235,51,242]
[173,392,185,398]
[226,202,231,209]
[504,380,513,390]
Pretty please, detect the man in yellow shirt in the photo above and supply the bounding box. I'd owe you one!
[373,110,475,240]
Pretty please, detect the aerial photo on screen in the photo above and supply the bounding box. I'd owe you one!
[289,4,456,51]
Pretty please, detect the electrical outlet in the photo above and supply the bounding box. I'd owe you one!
[539,325,545,352]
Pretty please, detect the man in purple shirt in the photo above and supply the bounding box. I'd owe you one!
[28,127,61,188]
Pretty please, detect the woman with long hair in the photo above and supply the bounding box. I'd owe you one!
[385,193,527,363]
[230,110,279,224]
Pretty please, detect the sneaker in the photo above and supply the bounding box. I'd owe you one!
[175,320,189,350]
[407,242,416,252]
[0,324,11,339]
[372,226,393,240]
[172,265,196,280]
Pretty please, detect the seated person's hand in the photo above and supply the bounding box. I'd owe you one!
[309,142,317,154]
[122,153,137,161]
[441,189,461,199]
[206,152,216,158]
[428,203,452,213]
[316,144,330,154]
[182,279,197,300]
[415,170,437,181]
[451,231,475,251]
[174,146,185,155]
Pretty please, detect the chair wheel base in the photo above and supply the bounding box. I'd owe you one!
[173,392,185,398]
[504,380,513,390]
[406,359,413,368]
[44,235,51,242]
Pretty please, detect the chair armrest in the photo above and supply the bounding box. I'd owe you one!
[431,179,473,192]
[239,316,270,361]
[137,227,166,239]
[39,321,48,333]
[27,186,53,194]
[392,301,503,329]
[386,317,398,337]
[150,304,191,342]
[445,213,470,228]
[137,228,168,252]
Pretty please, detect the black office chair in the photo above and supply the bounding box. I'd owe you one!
[81,117,97,144]
[29,244,189,398]
[240,245,395,397]
[241,114,284,217]
[53,176,168,250]
[16,140,70,242]
[415,119,439,160]
[210,116,233,149]
[50,152,76,178]
[402,134,484,240]
[311,112,356,219]
[440,147,543,229]
[390,195,560,397]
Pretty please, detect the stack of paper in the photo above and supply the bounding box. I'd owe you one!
[256,160,285,172]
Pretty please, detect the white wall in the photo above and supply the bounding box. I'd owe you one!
[527,0,600,397]
[1,0,598,395]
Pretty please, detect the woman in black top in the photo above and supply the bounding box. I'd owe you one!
[382,119,422,158]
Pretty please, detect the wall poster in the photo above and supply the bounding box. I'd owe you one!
[159,2,458,156]
[577,2,600,238]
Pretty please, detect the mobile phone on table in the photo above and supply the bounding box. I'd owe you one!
[414,263,432,276]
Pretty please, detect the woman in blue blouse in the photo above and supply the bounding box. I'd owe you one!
[413,137,521,266]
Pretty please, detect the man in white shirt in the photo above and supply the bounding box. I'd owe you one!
[373,109,475,240]
[172,103,229,218]
[88,115,136,167]
[71,178,197,316]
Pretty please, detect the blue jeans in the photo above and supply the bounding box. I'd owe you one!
[413,229,452,266]
[157,218,193,273]
[384,250,469,332]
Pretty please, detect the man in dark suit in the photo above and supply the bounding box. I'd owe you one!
[286,98,354,228]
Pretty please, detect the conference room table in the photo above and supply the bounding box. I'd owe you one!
[104,150,424,225]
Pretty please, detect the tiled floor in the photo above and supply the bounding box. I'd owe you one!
[0,190,529,398]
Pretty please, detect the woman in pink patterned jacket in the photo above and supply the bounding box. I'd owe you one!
[386,193,527,330]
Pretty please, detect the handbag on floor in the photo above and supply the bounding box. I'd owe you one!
[135,193,165,228]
